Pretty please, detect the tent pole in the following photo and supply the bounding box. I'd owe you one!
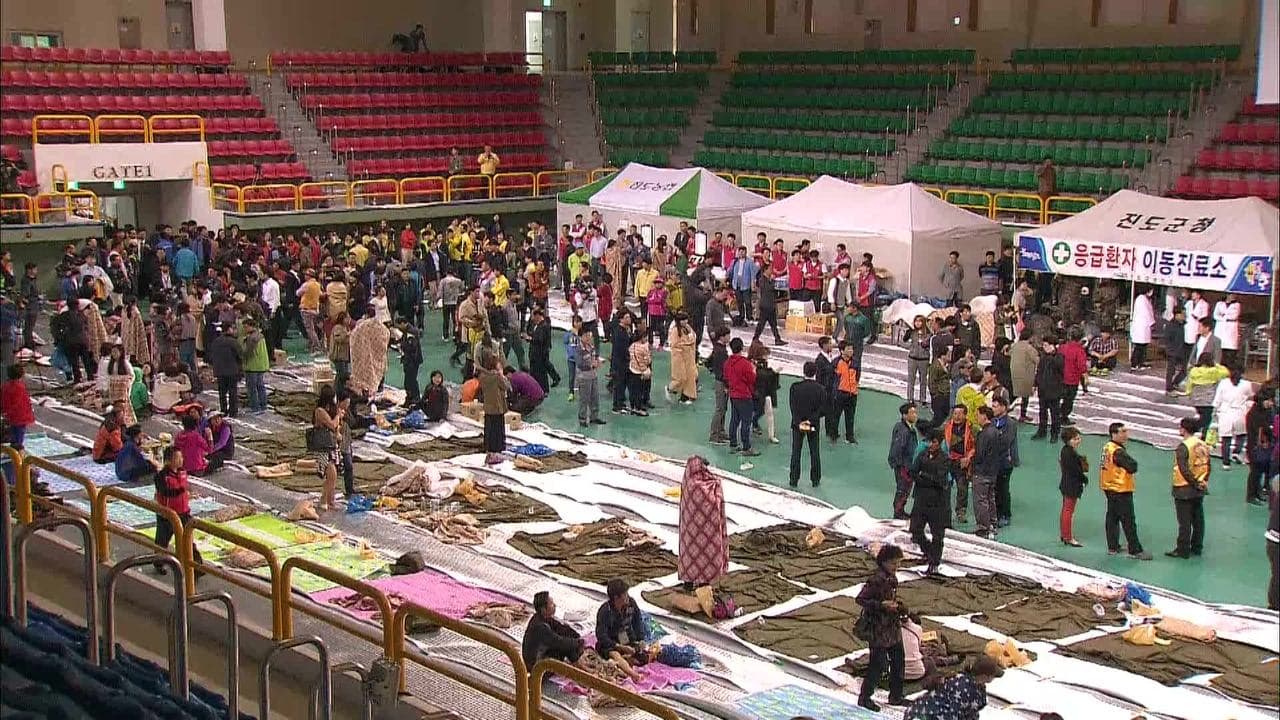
[1128,279,1137,365]
[1269,281,1276,378]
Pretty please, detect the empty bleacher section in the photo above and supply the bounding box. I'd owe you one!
[906,45,1238,208]
[595,70,706,166]
[3,606,241,719]
[1173,95,1280,202]
[694,49,972,184]
[0,45,308,186]
[275,51,550,180]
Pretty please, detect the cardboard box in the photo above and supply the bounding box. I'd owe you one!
[505,411,524,430]
[806,313,835,335]
[785,315,809,333]
[460,400,485,422]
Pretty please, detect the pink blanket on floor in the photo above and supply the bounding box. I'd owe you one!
[309,570,517,621]
[551,633,700,695]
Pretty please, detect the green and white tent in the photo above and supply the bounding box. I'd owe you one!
[556,163,770,238]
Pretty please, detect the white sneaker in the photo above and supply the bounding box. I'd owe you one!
[739,461,755,471]
[770,437,780,444]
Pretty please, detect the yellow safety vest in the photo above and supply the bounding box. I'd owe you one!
[1172,436,1211,489]
[1099,441,1135,493]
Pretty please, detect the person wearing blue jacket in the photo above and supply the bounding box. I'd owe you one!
[114,425,157,484]
[729,246,759,326]
[563,315,581,401]
[888,403,921,520]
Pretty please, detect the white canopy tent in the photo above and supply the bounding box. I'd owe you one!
[1017,190,1278,372]
[555,163,769,239]
[740,177,1003,298]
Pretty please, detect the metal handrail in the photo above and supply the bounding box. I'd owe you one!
[332,662,372,720]
[180,519,283,635]
[391,601,528,719]
[0,193,34,224]
[92,484,185,563]
[279,556,395,655]
[14,516,100,664]
[189,592,239,720]
[446,173,494,202]
[260,636,332,720]
[102,553,189,699]
[528,659,678,720]
[19,455,95,524]
[0,446,17,618]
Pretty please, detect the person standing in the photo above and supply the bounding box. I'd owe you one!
[705,286,730,340]
[829,342,860,444]
[724,337,759,461]
[310,387,343,511]
[752,257,786,345]
[903,316,932,406]
[971,406,1000,539]
[1036,157,1057,202]
[207,324,243,418]
[1058,327,1088,426]
[1192,316,1223,367]
[1213,367,1254,471]
[609,311,634,414]
[476,144,500,177]
[1163,305,1189,393]
[296,269,324,352]
[1245,393,1276,505]
[1100,422,1152,560]
[627,321,653,416]
[991,396,1020,528]
[910,429,950,575]
[888,403,920,520]
[329,312,352,394]
[1031,336,1065,443]
[151,446,204,575]
[788,362,826,488]
[729,247,758,325]
[1,364,34,448]
[1009,329,1038,422]
[1167,416,1211,559]
[477,355,510,465]
[854,544,907,712]
[241,318,269,414]
[1058,427,1088,547]
[575,332,605,428]
[939,251,965,307]
[942,405,974,524]
[1213,293,1241,367]
[977,251,1001,296]
[666,313,698,404]
[349,306,391,396]
[838,303,871,371]
[676,455,729,589]
[1268,477,1279,610]
[526,306,558,393]
[400,324,423,405]
[1129,285,1156,370]
[1184,290,1210,356]
[827,263,853,316]
[438,267,464,342]
[707,328,731,445]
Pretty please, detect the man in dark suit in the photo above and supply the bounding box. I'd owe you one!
[789,361,828,488]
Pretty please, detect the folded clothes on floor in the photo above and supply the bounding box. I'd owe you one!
[545,545,678,587]
[464,601,531,628]
[1058,632,1278,706]
[508,519,661,560]
[553,648,699,706]
[643,569,810,619]
[732,596,867,663]
[397,509,487,545]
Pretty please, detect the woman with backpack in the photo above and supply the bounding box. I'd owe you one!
[855,544,907,711]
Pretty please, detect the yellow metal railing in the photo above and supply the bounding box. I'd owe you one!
[921,186,944,199]
[734,173,772,198]
[351,179,400,206]
[1045,194,1100,222]
[398,176,447,204]
[529,659,679,720]
[992,192,1046,224]
[148,115,204,142]
[447,173,493,202]
[240,184,300,212]
[94,114,148,142]
[299,181,352,210]
[31,114,95,143]
[534,169,587,196]
[589,167,618,181]
[943,189,995,219]
[33,190,100,223]
[391,602,528,713]
[211,183,243,213]
[771,175,811,199]
[92,484,185,567]
[493,171,537,198]
[0,193,34,224]
[280,556,395,656]
[182,519,282,634]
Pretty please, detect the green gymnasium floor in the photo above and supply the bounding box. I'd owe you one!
[335,328,1269,607]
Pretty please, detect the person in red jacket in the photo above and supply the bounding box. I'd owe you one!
[151,445,204,575]
[2,364,35,448]
[723,337,759,459]
[1058,326,1090,426]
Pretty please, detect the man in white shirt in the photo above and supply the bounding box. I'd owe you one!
[260,272,282,352]
[1212,293,1241,366]
[1184,290,1209,354]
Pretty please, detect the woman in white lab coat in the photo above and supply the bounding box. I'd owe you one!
[1128,285,1156,369]
[1212,366,1254,469]
[1212,293,1241,365]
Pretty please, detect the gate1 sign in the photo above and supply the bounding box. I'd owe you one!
[33,141,208,190]
[1018,235,1274,295]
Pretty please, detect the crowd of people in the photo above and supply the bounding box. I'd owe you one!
[0,209,1276,614]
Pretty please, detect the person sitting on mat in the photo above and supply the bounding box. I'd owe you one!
[903,654,1003,720]
[174,415,211,476]
[594,578,647,682]
[421,370,450,422]
[521,591,584,672]
[92,406,125,463]
[203,411,235,473]
[114,424,157,484]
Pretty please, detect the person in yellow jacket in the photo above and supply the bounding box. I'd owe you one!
[1099,422,1153,560]
[1168,416,1211,559]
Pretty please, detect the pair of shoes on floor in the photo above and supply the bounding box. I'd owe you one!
[1061,538,1083,547]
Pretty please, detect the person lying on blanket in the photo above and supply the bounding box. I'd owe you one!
[521,591,584,672]
[594,579,648,682]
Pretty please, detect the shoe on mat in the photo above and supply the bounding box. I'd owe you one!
[1130,551,1154,561]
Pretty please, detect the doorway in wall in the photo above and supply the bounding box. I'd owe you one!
[631,10,651,53]
[165,0,195,50]
[525,11,567,73]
